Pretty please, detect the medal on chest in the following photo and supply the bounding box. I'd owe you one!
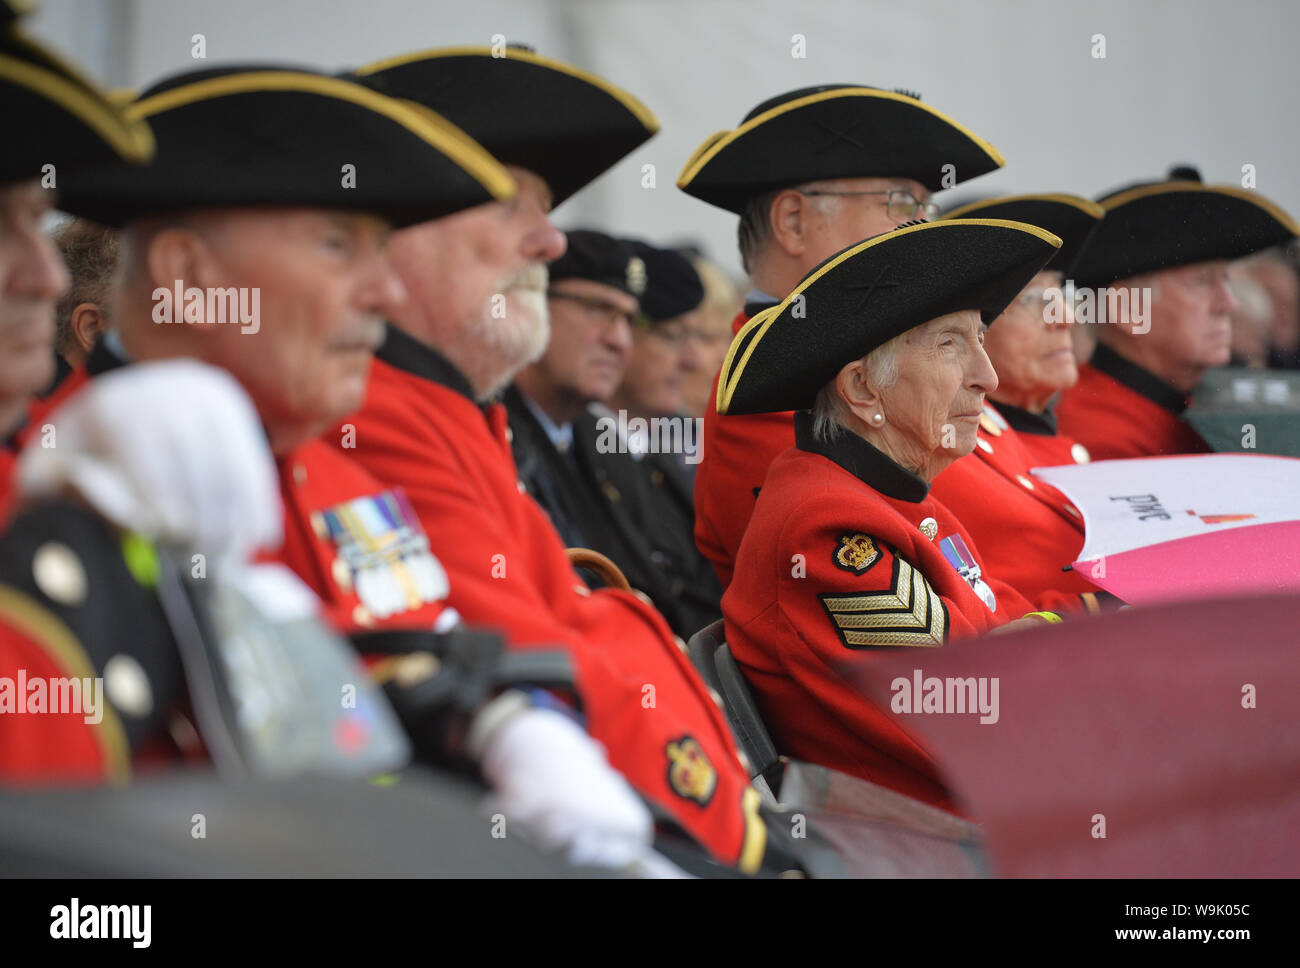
[320,488,449,619]
[938,533,997,613]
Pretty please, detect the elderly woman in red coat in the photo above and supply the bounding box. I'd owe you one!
[929,194,1109,605]
[720,219,1078,812]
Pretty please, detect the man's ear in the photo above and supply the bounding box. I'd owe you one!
[768,189,811,260]
[69,303,106,354]
[144,226,213,296]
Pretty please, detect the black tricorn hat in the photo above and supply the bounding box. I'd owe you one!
[716,219,1060,415]
[942,193,1103,278]
[1,0,32,27]
[353,45,658,208]
[1071,169,1299,288]
[0,24,154,188]
[57,65,515,228]
[626,240,704,323]
[549,229,646,301]
[677,85,1004,215]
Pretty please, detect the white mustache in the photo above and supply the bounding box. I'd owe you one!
[333,316,386,350]
[500,264,548,294]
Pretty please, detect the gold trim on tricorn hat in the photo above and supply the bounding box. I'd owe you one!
[678,85,1005,214]
[355,44,658,208]
[716,219,1061,415]
[56,66,515,228]
[942,193,1104,277]
[0,25,154,188]
[0,0,34,26]
[1071,173,1298,289]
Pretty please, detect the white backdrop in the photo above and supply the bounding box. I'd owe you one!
[26,0,1300,277]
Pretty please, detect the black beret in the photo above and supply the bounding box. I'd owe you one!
[57,64,514,228]
[717,219,1060,415]
[942,193,1104,278]
[549,229,645,301]
[677,84,1003,214]
[625,240,705,323]
[0,22,154,189]
[354,45,658,209]
[1072,168,1298,289]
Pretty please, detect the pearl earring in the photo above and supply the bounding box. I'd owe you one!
[870,412,884,426]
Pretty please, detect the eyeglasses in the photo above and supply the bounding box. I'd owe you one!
[798,188,939,222]
[650,321,693,346]
[547,289,642,329]
[1012,287,1055,309]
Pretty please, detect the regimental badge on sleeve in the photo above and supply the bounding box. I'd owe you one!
[833,532,880,574]
[819,557,947,648]
[665,736,717,807]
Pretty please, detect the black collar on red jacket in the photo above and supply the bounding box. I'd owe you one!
[793,410,929,503]
[992,399,1057,436]
[87,333,128,376]
[1088,342,1189,415]
[375,323,475,401]
[38,352,74,398]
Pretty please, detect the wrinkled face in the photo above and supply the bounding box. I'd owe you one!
[385,166,565,397]
[0,180,68,407]
[802,175,932,264]
[878,309,998,460]
[538,279,638,405]
[1143,260,1237,370]
[619,310,703,416]
[984,270,1077,407]
[182,207,401,450]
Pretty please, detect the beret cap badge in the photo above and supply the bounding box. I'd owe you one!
[626,256,647,297]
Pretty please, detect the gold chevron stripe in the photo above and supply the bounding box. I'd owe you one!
[819,559,946,647]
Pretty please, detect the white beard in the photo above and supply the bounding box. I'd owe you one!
[473,264,551,399]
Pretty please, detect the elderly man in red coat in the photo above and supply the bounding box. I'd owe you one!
[1057,168,1297,460]
[335,46,777,872]
[1,62,514,778]
[930,194,1112,605]
[0,8,154,521]
[678,84,1007,587]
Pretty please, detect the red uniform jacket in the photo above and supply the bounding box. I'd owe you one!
[724,414,1062,811]
[273,439,451,635]
[0,443,15,527]
[336,325,766,870]
[1057,344,1210,461]
[992,400,1093,469]
[930,403,1106,604]
[2,376,88,527]
[0,591,127,785]
[1,344,450,786]
[694,306,791,589]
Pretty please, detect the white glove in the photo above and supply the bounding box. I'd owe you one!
[17,358,282,568]
[476,701,688,877]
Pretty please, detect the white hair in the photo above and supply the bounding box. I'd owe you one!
[810,335,901,442]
